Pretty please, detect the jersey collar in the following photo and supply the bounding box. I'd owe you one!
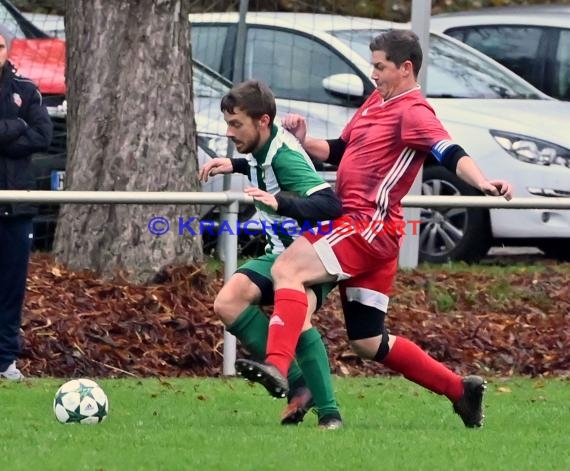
[381,84,422,106]
[252,123,278,163]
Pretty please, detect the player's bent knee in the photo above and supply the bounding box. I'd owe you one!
[214,293,251,325]
[213,295,236,324]
[270,257,296,283]
[349,330,390,360]
[343,297,387,340]
[343,290,389,359]
[213,276,260,325]
[349,338,378,359]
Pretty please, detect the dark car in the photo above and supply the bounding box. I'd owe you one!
[431,5,570,101]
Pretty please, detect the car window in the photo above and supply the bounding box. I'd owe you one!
[330,29,377,62]
[556,30,570,100]
[191,25,229,75]
[445,26,544,90]
[331,29,543,99]
[427,34,543,98]
[192,63,230,98]
[244,27,358,106]
[0,4,25,36]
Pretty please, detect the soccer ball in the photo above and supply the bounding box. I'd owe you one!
[53,378,109,424]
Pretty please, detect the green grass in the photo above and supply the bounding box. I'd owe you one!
[415,260,569,276]
[0,377,568,470]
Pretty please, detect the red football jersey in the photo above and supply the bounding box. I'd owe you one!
[337,87,451,249]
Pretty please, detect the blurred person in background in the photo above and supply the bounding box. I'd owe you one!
[0,24,52,380]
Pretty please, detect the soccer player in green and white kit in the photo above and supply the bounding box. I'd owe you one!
[199,80,343,429]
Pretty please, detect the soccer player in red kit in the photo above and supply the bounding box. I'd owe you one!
[236,29,513,429]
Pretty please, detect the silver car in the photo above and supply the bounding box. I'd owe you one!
[430,5,570,101]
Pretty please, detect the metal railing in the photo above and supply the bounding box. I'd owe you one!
[2,190,570,208]
[2,190,569,374]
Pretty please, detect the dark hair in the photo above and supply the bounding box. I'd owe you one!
[370,30,423,78]
[220,79,276,125]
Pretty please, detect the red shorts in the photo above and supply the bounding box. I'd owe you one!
[303,218,399,309]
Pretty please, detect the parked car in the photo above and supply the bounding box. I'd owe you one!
[189,12,570,262]
[430,5,570,101]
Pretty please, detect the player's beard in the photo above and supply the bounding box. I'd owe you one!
[237,131,261,154]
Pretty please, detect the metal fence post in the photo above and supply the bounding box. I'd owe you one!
[400,0,432,269]
[221,199,239,375]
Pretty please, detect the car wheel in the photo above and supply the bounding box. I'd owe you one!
[419,166,491,263]
[538,240,570,262]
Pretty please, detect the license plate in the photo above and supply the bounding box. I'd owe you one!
[50,170,65,191]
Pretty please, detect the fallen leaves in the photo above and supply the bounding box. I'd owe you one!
[19,254,570,379]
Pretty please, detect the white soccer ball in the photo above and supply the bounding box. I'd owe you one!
[53,378,109,424]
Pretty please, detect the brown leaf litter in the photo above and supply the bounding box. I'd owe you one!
[19,254,570,378]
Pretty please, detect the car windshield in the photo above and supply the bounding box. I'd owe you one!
[331,29,544,99]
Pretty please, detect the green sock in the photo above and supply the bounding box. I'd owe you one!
[295,327,339,418]
[227,305,304,387]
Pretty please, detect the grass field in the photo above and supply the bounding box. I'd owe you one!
[1,376,568,470]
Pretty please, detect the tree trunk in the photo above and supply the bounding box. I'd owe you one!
[54,0,202,283]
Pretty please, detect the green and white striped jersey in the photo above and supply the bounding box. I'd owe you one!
[245,124,331,254]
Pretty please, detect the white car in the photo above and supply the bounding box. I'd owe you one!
[429,5,570,101]
[189,12,570,262]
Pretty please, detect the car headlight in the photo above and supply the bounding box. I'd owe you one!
[490,130,570,168]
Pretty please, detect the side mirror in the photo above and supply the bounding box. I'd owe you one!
[322,73,365,98]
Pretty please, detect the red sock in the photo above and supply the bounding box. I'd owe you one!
[266,288,308,377]
[382,336,464,402]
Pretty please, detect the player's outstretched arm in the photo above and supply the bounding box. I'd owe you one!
[456,155,513,200]
[198,157,248,182]
[429,138,513,201]
[244,186,342,224]
[276,187,342,223]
